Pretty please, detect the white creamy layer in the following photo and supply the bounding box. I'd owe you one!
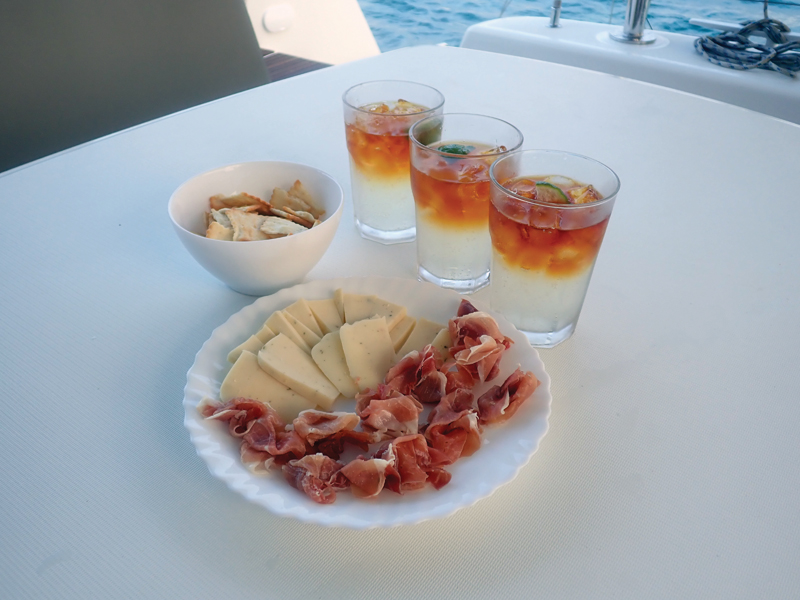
[490,251,595,334]
[416,213,490,282]
[349,160,415,233]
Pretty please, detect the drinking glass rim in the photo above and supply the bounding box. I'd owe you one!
[342,80,445,115]
[489,149,621,209]
[408,112,524,158]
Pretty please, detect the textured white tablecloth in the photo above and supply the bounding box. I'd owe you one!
[1,45,799,599]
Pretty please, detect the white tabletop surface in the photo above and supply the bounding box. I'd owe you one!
[2,45,799,599]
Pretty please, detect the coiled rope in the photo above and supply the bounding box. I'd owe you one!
[694,2,800,77]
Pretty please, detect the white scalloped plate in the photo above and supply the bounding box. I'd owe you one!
[183,277,552,528]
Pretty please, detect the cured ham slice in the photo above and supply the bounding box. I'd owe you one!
[293,410,360,444]
[354,384,399,414]
[282,454,349,504]
[200,397,305,462]
[443,365,475,394]
[383,352,421,394]
[384,345,447,404]
[292,410,373,459]
[424,389,481,465]
[239,443,274,475]
[456,298,480,316]
[340,457,394,498]
[244,418,306,459]
[425,468,452,490]
[477,368,540,425]
[358,394,424,441]
[199,397,269,437]
[449,309,513,384]
[374,435,452,493]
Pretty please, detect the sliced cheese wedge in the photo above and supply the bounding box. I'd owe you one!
[284,298,323,337]
[390,314,416,353]
[281,310,322,349]
[333,288,345,321]
[307,298,344,334]
[258,333,340,410]
[397,317,445,358]
[220,351,315,423]
[429,327,453,360]
[339,317,395,392]
[343,293,407,330]
[227,334,265,364]
[254,322,276,344]
[311,331,359,398]
[265,311,312,353]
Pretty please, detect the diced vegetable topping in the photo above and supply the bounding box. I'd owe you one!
[437,143,476,156]
[534,182,570,204]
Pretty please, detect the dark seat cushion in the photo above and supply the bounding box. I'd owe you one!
[0,0,270,172]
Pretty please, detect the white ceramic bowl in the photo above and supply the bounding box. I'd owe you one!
[169,161,343,296]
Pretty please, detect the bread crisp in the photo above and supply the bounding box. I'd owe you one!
[204,179,322,241]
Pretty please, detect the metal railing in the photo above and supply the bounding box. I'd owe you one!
[610,0,656,44]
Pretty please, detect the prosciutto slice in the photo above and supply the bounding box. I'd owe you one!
[456,298,480,316]
[293,410,361,444]
[443,365,475,394]
[200,397,305,465]
[239,444,274,475]
[357,394,424,441]
[424,389,481,465]
[449,309,513,384]
[477,368,540,425]
[340,457,395,498]
[282,454,349,504]
[374,434,452,493]
[292,410,373,459]
[199,397,268,437]
[384,345,447,404]
[242,413,306,460]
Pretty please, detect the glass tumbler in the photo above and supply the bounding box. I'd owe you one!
[343,81,445,244]
[409,113,523,293]
[489,149,620,347]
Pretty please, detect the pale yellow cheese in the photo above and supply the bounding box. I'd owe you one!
[343,293,407,330]
[389,314,417,352]
[265,311,312,353]
[227,334,265,364]
[397,317,445,358]
[311,331,359,398]
[284,298,323,337]
[281,310,322,349]
[254,322,276,344]
[430,327,453,360]
[219,351,315,423]
[333,288,345,321]
[258,334,340,410]
[307,298,344,334]
[339,317,395,392]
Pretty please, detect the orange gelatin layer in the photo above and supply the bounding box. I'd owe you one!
[489,202,609,277]
[410,165,491,228]
[345,125,411,180]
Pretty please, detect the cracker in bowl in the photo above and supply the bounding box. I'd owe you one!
[204,180,324,241]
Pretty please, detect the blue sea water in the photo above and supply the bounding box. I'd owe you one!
[357,0,800,51]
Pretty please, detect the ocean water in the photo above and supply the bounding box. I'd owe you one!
[358,0,800,51]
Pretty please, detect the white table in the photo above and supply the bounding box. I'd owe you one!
[2,45,799,599]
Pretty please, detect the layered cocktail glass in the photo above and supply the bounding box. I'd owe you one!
[343,81,445,244]
[409,113,523,292]
[489,150,620,347]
